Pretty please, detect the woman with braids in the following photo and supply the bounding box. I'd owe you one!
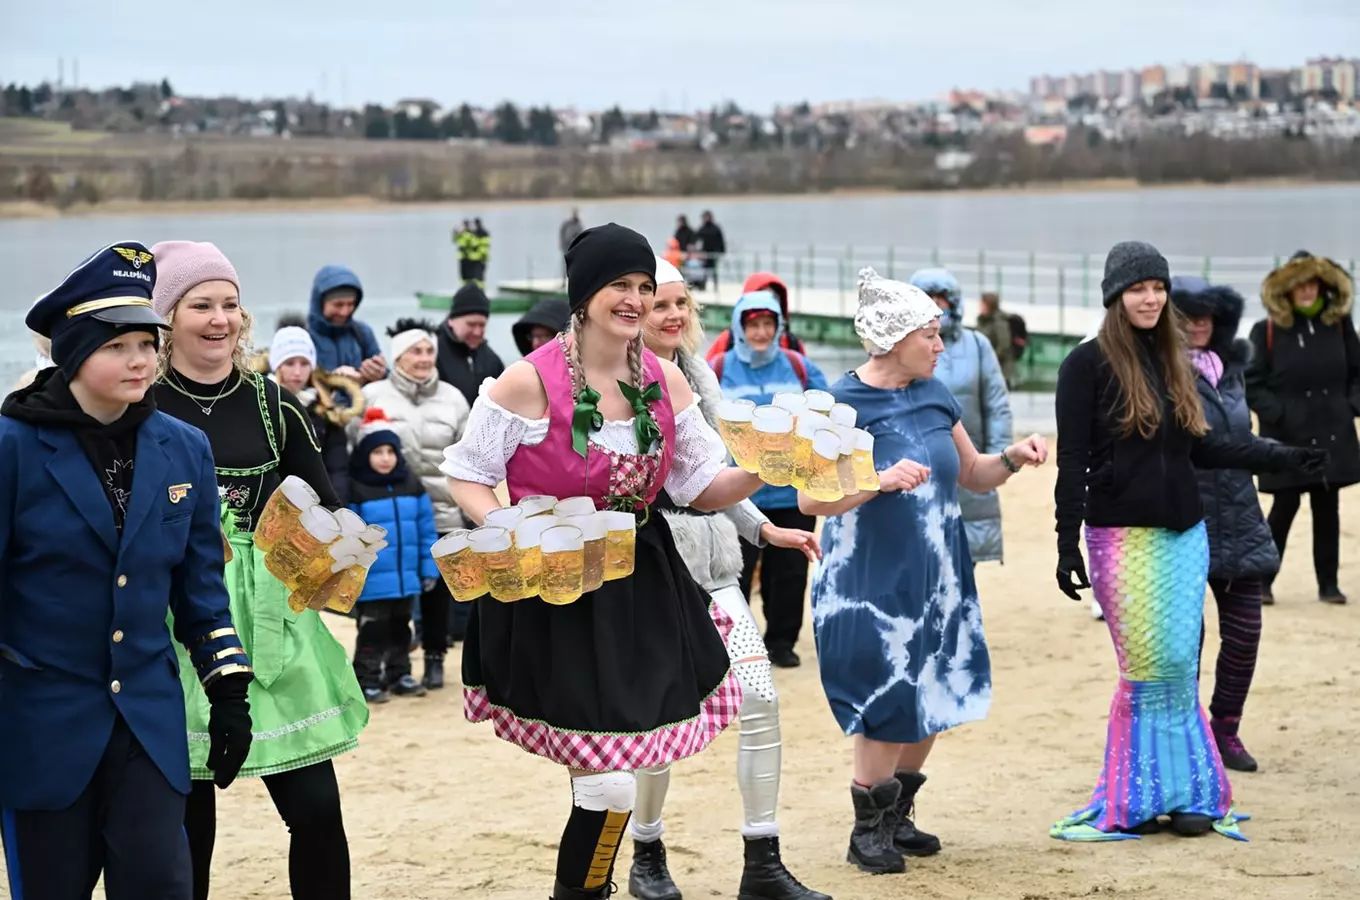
[150,241,368,899]
[630,257,829,900]
[441,223,764,900]
[1050,242,1327,842]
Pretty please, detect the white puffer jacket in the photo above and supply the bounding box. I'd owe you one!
[359,366,471,533]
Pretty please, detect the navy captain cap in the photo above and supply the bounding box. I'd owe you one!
[26,241,168,340]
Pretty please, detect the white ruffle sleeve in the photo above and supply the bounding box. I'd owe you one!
[664,401,728,508]
[439,394,548,486]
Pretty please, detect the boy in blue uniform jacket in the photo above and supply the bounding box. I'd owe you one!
[0,242,254,900]
[347,408,439,703]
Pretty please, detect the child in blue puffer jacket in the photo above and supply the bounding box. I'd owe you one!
[348,408,439,703]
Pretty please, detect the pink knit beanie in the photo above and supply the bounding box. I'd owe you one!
[150,241,241,317]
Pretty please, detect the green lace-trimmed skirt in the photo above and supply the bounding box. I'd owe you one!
[173,528,369,780]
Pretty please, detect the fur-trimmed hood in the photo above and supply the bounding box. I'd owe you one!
[1171,275,1249,364]
[1261,251,1354,329]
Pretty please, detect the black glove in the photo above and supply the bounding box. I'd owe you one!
[204,672,253,789]
[1056,550,1091,601]
[1287,447,1329,478]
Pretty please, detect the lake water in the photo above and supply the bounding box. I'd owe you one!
[3,183,1357,394]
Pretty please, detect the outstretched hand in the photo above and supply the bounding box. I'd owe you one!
[1005,434,1049,468]
[761,524,822,562]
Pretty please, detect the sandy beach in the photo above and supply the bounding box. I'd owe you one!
[4,452,1350,899]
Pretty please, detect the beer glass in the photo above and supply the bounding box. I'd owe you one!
[565,511,609,593]
[602,510,637,581]
[803,389,835,416]
[829,403,857,429]
[484,506,524,544]
[753,407,795,487]
[334,507,367,538]
[432,531,487,602]
[803,429,845,502]
[360,524,388,545]
[852,428,880,491]
[539,525,586,605]
[771,391,806,417]
[791,411,829,490]
[469,526,526,603]
[264,506,341,592]
[517,495,558,518]
[515,515,563,600]
[554,497,597,519]
[716,399,760,473]
[308,564,368,615]
[834,425,860,496]
[254,476,319,553]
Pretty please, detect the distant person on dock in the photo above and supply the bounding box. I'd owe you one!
[974,291,1016,387]
[714,289,828,669]
[674,214,696,253]
[435,282,505,407]
[559,209,585,287]
[909,268,1013,567]
[697,209,727,290]
[454,219,475,283]
[704,271,807,363]
[512,297,571,357]
[307,264,386,389]
[467,218,491,285]
[1244,250,1359,606]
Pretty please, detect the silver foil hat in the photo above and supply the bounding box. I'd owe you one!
[853,267,941,354]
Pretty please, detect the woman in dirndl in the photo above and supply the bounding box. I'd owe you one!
[151,241,368,900]
[442,223,764,900]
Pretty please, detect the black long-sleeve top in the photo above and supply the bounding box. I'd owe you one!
[1054,334,1288,555]
[155,369,341,532]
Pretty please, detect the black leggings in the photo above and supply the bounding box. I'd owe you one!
[738,507,816,653]
[1200,578,1264,723]
[185,760,350,900]
[1266,485,1341,590]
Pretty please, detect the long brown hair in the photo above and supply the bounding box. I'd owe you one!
[1097,298,1207,439]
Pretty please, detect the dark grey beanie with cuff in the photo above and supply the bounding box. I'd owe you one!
[1101,241,1170,308]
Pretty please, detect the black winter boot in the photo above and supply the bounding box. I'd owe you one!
[627,839,681,900]
[847,781,905,874]
[892,772,941,856]
[422,653,445,690]
[738,836,832,900]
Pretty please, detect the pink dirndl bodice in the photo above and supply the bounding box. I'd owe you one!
[504,339,676,510]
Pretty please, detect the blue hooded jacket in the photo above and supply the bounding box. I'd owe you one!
[307,265,384,373]
[909,268,1013,563]
[714,291,828,511]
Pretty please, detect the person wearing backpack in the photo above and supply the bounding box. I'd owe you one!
[714,290,828,668]
[1244,250,1360,605]
[705,271,807,362]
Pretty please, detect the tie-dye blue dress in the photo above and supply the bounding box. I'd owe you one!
[812,372,992,743]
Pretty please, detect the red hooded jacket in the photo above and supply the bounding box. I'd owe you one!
[703,271,806,363]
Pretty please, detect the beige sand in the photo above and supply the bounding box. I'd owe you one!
[4,461,1356,899]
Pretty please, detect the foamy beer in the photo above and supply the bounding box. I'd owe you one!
[484,506,524,545]
[432,531,487,602]
[716,399,760,473]
[307,562,368,614]
[803,389,835,416]
[852,428,880,491]
[565,511,609,593]
[753,406,795,487]
[791,411,828,490]
[602,511,637,581]
[539,525,586,605]
[515,515,562,600]
[469,526,526,603]
[834,425,860,496]
[829,403,857,429]
[254,476,320,552]
[554,497,596,519]
[803,429,845,502]
[517,495,558,518]
[288,533,363,611]
[264,506,341,592]
[771,391,806,417]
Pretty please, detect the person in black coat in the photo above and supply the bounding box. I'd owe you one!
[511,297,570,358]
[435,282,505,406]
[1174,276,1278,773]
[1245,251,1360,605]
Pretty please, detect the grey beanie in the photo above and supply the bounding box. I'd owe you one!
[1101,241,1170,308]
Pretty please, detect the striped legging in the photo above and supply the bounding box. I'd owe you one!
[1200,577,1264,723]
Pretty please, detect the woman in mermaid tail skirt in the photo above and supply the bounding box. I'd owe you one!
[1051,241,1327,841]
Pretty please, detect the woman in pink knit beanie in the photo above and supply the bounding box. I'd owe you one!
[151,240,366,900]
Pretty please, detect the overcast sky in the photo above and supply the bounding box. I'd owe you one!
[5,1,1357,111]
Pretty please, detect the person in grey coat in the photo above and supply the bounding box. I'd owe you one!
[1174,276,1278,774]
[909,268,1013,565]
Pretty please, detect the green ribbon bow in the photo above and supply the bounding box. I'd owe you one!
[571,384,605,459]
[618,380,663,453]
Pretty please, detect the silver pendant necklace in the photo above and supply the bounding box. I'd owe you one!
[170,368,232,416]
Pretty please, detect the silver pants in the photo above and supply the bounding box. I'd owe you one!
[631,585,782,840]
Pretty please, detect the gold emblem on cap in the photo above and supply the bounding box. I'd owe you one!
[112,247,154,268]
[65,297,156,318]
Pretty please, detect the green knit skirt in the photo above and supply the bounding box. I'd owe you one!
[174,527,369,780]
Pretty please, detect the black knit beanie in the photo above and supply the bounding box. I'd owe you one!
[565,223,657,313]
[449,282,491,319]
[1101,241,1170,308]
[53,320,161,380]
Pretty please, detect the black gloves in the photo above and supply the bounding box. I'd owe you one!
[204,672,253,789]
[1057,550,1091,601]
[1287,447,1329,478]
